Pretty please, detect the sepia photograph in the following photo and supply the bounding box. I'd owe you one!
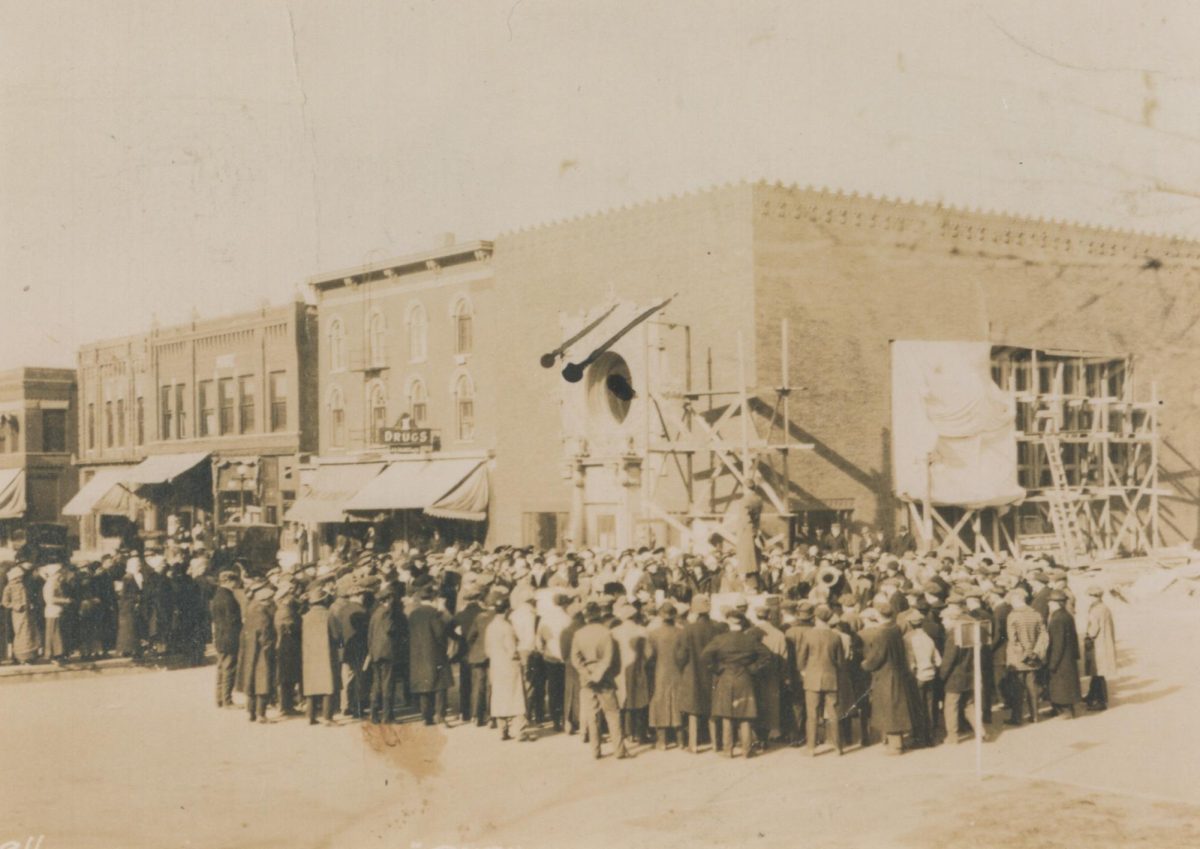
[2,2,1199,848]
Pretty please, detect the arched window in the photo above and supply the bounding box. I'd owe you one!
[407,377,428,427]
[453,373,475,441]
[366,309,386,368]
[328,385,346,448]
[453,297,473,355]
[407,302,427,363]
[368,382,388,444]
[328,317,346,372]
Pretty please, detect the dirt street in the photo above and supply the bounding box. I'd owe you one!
[1,591,1196,849]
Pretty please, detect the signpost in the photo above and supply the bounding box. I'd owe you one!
[955,618,992,779]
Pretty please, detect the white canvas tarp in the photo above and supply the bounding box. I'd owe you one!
[891,340,1025,509]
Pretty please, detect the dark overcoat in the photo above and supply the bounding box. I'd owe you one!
[209,586,242,655]
[235,600,275,696]
[274,599,302,686]
[647,622,685,728]
[407,603,452,693]
[301,606,340,697]
[861,622,922,735]
[674,615,726,716]
[1047,608,1082,706]
[367,599,397,663]
[115,577,143,655]
[700,629,772,720]
[560,614,585,726]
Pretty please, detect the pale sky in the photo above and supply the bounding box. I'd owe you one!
[2,0,1199,369]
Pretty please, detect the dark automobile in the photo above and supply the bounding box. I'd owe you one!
[12,522,70,565]
[213,523,281,575]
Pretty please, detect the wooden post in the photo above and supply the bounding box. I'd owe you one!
[973,620,984,779]
[1150,380,1160,549]
[737,331,751,486]
[922,452,934,552]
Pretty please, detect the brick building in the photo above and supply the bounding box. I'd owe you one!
[288,239,494,555]
[0,367,78,545]
[482,183,1200,552]
[68,301,318,554]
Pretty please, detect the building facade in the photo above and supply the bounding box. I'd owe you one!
[289,239,494,555]
[0,367,78,545]
[70,301,317,553]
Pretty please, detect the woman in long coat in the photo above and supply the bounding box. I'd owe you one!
[301,588,340,724]
[1084,587,1117,710]
[647,603,685,748]
[861,605,922,753]
[701,612,773,758]
[484,598,529,740]
[236,585,276,723]
[1,566,40,663]
[115,563,144,658]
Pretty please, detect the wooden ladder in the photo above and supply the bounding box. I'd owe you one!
[1037,412,1086,567]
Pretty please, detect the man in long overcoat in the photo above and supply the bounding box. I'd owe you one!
[1046,590,1081,718]
[274,583,303,715]
[210,571,242,708]
[559,602,586,734]
[861,599,922,754]
[330,580,369,719]
[367,582,399,724]
[236,583,276,723]
[1084,586,1117,711]
[301,585,340,725]
[701,610,773,758]
[674,594,726,753]
[408,585,452,725]
[611,600,651,742]
[647,601,685,749]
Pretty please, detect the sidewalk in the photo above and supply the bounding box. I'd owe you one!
[0,653,212,685]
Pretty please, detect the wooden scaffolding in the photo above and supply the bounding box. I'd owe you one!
[637,320,813,550]
[908,346,1165,562]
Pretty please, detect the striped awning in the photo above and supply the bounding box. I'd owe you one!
[0,468,25,520]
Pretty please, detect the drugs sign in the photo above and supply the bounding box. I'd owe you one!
[380,427,432,450]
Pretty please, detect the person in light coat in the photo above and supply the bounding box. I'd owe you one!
[484,594,530,741]
[1084,586,1118,711]
[1,565,40,664]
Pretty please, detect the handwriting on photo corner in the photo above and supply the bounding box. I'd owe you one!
[0,837,45,849]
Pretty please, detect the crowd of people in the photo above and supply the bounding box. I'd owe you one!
[0,525,1121,762]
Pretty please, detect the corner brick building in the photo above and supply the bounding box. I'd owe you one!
[485,182,1200,551]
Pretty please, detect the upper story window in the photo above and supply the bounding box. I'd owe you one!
[87,404,96,450]
[269,371,288,432]
[407,377,428,427]
[238,375,256,434]
[115,400,125,448]
[135,397,145,446]
[42,410,66,453]
[175,383,187,439]
[328,385,346,448]
[105,402,114,447]
[453,297,473,355]
[367,309,387,368]
[328,317,346,372]
[218,377,235,436]
[454,372,475,442]
[368,381,388,444]
[407,302,428,363]
[164,383,175,441]
[0,415,18,453]
[198,381,215,437]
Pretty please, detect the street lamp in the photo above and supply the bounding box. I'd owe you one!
[236,462,251,523]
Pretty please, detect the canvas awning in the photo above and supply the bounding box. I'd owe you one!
[127,452,211,486]
[284,462,385,524]
[61,467,135,517]
[0,468,26,520]
[425,462,488,522]
[344,458,487,520]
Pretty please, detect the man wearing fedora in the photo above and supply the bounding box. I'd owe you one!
[408,584,453,726]
[367,581,400,724]
[210,570,242,709]
[302,584,340,726]
[1046,589,1081,718]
